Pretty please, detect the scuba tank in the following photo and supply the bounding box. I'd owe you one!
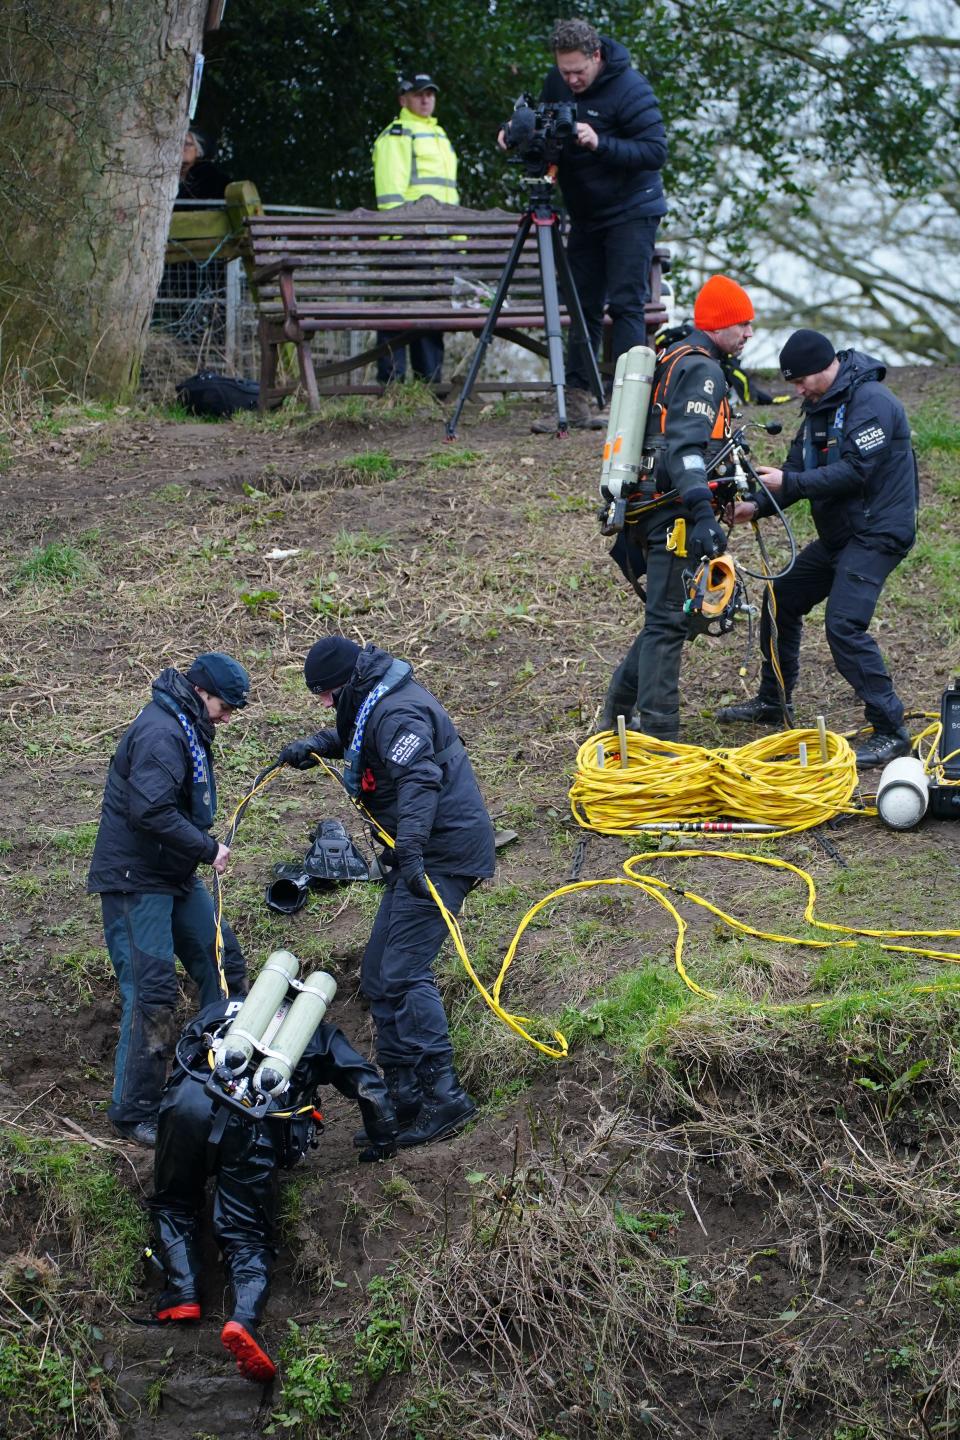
[253,971,338,1096]
[598,345,657,531]
[215,950,300,1073]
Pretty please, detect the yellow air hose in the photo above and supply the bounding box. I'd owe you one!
[570,725,871,837]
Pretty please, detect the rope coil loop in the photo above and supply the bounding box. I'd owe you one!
[570,726,868,837]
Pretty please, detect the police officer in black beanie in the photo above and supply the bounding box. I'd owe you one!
[719,329,918,767]
[87,653,251,1146]
[278,636,496,1146]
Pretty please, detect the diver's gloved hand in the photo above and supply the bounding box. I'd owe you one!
[396,845,430,900]
[685,489,726,561]
[278,733,336,769]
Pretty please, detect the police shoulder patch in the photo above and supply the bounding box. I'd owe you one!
[852,421,886,455]
[387,730,428,766]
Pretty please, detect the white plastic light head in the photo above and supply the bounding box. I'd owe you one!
[876,756,928,831]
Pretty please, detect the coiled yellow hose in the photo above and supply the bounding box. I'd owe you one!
[570,726,870,837]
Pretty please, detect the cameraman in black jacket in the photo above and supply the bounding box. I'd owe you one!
[720,329,918,767]
[278,637,496,1149]
[532,17,666,432]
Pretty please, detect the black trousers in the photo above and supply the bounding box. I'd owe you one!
[604,511,688,740]
[564,213,660,393]
[376,331,444,384]
[756,537,906,731]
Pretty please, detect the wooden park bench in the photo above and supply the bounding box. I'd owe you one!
[245,197,670,411]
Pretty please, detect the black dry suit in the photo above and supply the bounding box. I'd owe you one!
[149,998,398,1327]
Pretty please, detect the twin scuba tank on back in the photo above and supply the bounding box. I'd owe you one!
[211,950,337,1108]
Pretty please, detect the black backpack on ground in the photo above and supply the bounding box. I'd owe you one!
[176,371,260,418]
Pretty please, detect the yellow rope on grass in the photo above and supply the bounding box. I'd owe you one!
[620,849,960,1008]
[570,726,871,837]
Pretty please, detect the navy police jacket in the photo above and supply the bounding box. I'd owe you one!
[305,644,496,879]
[757,350,918,555]
[541,36,667,225]
[87,669,220,896]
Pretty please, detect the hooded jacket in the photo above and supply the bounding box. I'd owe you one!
[758,350,918,554]
[304,644,496,879]
[87,669,220,896]
[541,36,667,225]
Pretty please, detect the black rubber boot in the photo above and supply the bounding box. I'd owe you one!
[855,726,911,768]
[153,1225,201,1323]
[353,1062,422,1148]
[716,695,793,725]
[222,1253,275,1381]
[395,1058,476,1149]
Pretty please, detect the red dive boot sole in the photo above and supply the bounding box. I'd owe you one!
[221,1320,277,1383]
[156,1301,201,1323]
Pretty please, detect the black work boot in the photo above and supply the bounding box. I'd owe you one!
[353,1062,422,1148]
[153,1230,201,1323]
[855,726,911,769]
[395,1058,476,1149]
[716,695,793,726]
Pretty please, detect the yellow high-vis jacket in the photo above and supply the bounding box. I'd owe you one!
[372,113,459,209]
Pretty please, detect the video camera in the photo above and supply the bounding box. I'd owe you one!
[502,94,577,176]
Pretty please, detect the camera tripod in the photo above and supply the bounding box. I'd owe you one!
[445,180,604,439]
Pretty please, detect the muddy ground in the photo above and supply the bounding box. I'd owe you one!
[2,366,960,1440]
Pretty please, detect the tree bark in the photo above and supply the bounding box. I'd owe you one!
[0,0,208,399]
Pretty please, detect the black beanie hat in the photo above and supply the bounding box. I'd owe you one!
[779,328,836,381]
[186,652,250,707]
[304,637,361,694]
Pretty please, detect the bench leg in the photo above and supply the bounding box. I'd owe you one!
[258,319,278,412]
[297,339,321,413]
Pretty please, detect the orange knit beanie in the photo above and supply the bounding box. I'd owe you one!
[693,275,755,330]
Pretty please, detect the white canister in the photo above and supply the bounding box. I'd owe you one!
[876,755,929,831]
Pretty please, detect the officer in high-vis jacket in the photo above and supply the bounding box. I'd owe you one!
[602,275,756,742]
[372,71,459,385]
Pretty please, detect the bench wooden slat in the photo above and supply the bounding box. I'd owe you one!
[245,197,669,410]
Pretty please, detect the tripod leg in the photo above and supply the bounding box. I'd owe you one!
[446,215,533,440]
[554,228,605,406]
[536,219,569,435]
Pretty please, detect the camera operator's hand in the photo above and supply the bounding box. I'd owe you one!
[575,122,599,150]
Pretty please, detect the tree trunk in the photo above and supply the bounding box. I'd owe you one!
[0,0,208,399]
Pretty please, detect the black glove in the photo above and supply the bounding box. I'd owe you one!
[278,734,334,769]
[396,845,430,900]
[685,488,726,561]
